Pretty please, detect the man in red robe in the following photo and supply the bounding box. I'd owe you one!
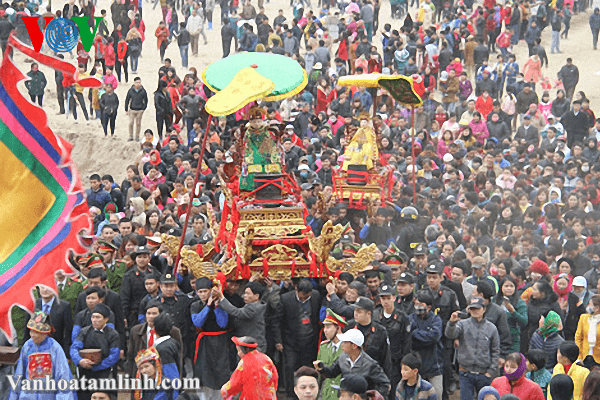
[220,336,278,400]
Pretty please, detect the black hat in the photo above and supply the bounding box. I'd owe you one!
[397,272,415,284]
[338,375,368,395]
[160,273,177,284]
[92,303,111,318]
[167,227,183,237]
[133,246,150,256]
[351,296,374,312]
[378,285,395,296]
[467,296,486,309]
[413,243,427,255]
[144,272,160,282]
[195,277,213,290]
[426,264,443,275]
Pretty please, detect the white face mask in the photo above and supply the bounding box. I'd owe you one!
[588,305,595,314]
[582,166,590,172]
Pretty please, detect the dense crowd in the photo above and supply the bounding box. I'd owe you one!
[5,0,600,398]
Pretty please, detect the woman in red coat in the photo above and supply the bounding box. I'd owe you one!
[475,90,494,120]
[316,79,331,114]
[155,21,169,63]
[116,37,129,83]
[491,352,545,400]
[104,37,116,70]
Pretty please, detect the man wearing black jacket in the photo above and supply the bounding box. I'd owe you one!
[124,77,148,142]
[74,268,127,351]
[53,54,66,114]
[221,18,236,57]
[359,208,392,246]
[101,175,124,212]
[29,285,73,358]
[276,279,322,398]
[122,246,157,327]
[374,285,411,399]
[395,272,416,315]
[557,58,579,101]
[176,22,191,68]
[147,273,193,373]
[473,38,489,74]
[0,14,14,55]
[343,297,392,379]
[425,264,459,400]
[562,100,590,149]
[316,156,334,186]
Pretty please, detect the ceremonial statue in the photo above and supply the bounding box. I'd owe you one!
[239,107,284,192]
[342,112,379,171]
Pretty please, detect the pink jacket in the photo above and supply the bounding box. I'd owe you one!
[523,57,542,83]
[538,100,553,123]
[437,140,451,159]
[104,74,118,89]
[469,120,489,143]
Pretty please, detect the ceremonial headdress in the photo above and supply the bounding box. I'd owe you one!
[27,311,52,334]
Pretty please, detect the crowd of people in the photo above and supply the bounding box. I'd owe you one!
[5,0,600,397]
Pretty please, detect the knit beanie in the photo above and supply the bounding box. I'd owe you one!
[477,386,500,400]
[530,259,549,275]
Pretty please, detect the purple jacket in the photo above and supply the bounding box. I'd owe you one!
[459,79,473,98]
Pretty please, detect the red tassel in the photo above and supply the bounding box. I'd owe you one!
[263,256,269,277]
[290,258,296,278]
[236,255,243,280]
[309,253,317,277]
[216,272,227,290]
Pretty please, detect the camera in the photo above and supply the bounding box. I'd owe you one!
[457,311,469,319]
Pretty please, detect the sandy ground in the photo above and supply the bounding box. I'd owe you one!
[9,0,600,185]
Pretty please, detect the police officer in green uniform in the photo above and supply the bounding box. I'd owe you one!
[98,241,127,293]
[54,269,84,317]
[77,254,107,290]
[317,309,347,400]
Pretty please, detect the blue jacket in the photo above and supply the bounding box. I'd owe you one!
[529,330,564,370]
[86,187,112,211]
[408,312,444,378]
[395,374,438,400]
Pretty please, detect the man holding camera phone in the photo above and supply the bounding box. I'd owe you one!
[446,297,500,400]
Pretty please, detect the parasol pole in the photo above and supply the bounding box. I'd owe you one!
[411,106,416,205]
[372,89,377,119]
[174,114,213,275]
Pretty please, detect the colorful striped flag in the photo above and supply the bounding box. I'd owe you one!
[0,35,97,341]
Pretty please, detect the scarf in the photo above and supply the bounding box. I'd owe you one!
[505,353,527,381]
[588,314,600,355]
[574,289,587,302]
[539,310,561,338]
